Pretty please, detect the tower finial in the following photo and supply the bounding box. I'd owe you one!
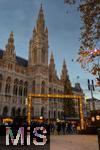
[41,3,43,10]
[51,52,54,60]
[36,3,45,32]
[6,31,15,51]
[4,31,16,60]
[63,58,66,67]
[39,3,43,14]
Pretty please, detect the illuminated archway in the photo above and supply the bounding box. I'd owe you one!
[27,94,84,130]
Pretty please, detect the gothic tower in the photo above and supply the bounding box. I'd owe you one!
[49,52,56,82]
[3,31,16,69]
[61,60,70,84]
[28,5,49,118]
[28,4,48,66]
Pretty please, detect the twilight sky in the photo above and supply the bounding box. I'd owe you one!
[0,0,99,99]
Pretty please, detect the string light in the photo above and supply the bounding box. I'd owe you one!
[27,93,84,130]
[77,48,100,85]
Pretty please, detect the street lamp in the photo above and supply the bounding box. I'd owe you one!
[40,116,43,120]
[40,116,43,123]
[96,115,100,121]
[91,115,100,122]
[91,116,95,122]
[25,98,28,105]
[57,118,60,122]
[87,79,95,110]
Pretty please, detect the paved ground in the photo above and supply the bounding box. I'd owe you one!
[50,135,99,150]
[0,135,99,150]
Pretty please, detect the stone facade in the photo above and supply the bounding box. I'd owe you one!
[86,98,100,112]
[0,5,83,121]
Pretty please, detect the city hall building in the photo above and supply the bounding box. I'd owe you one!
[0,5,84,121]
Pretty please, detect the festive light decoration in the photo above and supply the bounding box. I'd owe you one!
[27,93,84,130]
[79,49,100,56]
[77,48,100,86]
[77,49,100,70]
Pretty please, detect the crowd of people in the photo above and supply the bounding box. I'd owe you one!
[50,121,80,135]
[0,118,81,136]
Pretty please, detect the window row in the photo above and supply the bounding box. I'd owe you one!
[2,106,26,117]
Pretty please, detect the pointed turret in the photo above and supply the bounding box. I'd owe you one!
[61,59,68,80]
[4,31,16,60]
[50,52,55,67]
[6,31,15,52]
[61,59,71,85]
[50,52,54,60]
[49,52,56,82]
[45,26,48,36]
[33,27,36,35]
[36,4,45,32]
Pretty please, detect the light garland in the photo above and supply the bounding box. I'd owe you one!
[77,48,100,86]
[79,49,100,58]
[77,48,100,68]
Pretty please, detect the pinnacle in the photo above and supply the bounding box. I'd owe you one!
[51,52,54,60]
[63,58,66,66]
[40,3,43,11]
[10,31,14,38]
[45,26,48,33]
[39,3,44,14]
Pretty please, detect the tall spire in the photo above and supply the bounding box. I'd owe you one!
[61,59,69,82]
[6,31,15,52]
[37,4,45,32]
[49,52,56,82]
[63,59,66,68]
[62,59,67,74]
[51,52,54,60]
[50,52,55,66]
[3,31,16,61]
[28,4,48,66]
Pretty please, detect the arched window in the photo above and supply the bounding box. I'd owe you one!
[13,85,18,95]
[0,82,2,93]
[19,86,23,96]
[23,87,27,97]
[34,50,37,63]
[49,110,50,119]
[5,84,10,93]
[22,108,26,116]
[41,106,44,117]
[2,106,8,116]
[54,88,56,94]
[41,49,45,63]
[16,108,21,116]
[41,81,45,94]
[13,79,19,95]
[32,80,35,94]
[49,88,51,94]
[58,111,60,119]
[61,111,64,119]
[31,107,34,117]
[0,74,3,93]
[11,107,16,117]
[5,77,11,94]
[23,81,28,97]
[54,111,56,119]
[18,80,23,96]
